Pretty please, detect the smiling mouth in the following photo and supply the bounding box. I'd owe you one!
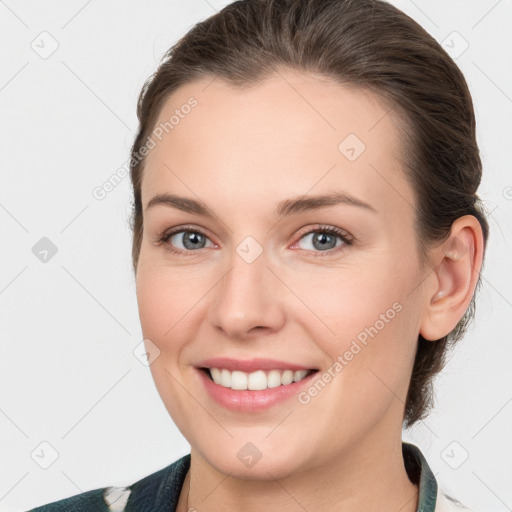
[199,367,319,391]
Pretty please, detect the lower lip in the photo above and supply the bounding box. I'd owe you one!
[195,368,318,412]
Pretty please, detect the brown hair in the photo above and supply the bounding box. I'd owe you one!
[129,0,489,428]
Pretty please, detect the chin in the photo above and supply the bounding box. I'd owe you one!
[194,440,311,481]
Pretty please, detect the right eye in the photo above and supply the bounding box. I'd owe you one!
[157,226,216,255]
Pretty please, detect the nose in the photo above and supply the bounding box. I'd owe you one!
[207,248,286,340]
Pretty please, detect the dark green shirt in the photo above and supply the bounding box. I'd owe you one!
[25,442,473,512]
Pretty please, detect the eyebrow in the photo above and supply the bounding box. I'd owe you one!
[145,192,377,217]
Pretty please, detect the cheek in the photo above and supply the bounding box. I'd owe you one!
[291,258,420,396]
[286,259,408,338]
[136,258,195,339]
[136,264,202,431]
[136,270,169,340]
[135,259,214,371]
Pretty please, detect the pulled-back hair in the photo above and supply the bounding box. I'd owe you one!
[129,0,489,427]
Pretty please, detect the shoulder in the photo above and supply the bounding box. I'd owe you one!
[24,487,134,512]
[24,453,191,512]
[436,488,476,512]
[23,488,114,512]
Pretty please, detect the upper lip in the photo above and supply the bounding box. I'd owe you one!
[195,357,318,373]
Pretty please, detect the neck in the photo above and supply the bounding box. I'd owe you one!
[177,432,419,512]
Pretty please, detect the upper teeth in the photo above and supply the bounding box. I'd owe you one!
[209,368,312,390]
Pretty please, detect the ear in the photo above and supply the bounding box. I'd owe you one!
[419,215,485,341]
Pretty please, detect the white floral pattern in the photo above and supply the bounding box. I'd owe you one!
[103,486,131,511]
[437,490,475,512]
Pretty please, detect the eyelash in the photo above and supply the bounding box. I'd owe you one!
[155,224,353,257]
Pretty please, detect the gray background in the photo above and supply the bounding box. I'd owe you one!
[1,1,511,510]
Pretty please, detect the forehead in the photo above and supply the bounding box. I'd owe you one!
[141,69,413,217]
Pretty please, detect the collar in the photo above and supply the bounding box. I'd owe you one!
[403,441,438,512]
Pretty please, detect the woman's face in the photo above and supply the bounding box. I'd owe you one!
[136,69,430,478]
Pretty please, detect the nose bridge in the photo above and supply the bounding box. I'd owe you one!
[207,240,284,337]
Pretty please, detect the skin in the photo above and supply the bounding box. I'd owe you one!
[135,69,484,512]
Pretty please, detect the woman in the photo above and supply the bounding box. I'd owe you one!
[27,0,488,510]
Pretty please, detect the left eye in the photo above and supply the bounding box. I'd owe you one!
[293,227,351,253]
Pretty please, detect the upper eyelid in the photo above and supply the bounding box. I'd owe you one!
[294,224,351,241]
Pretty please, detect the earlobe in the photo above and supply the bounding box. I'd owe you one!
[420,216,484,341]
